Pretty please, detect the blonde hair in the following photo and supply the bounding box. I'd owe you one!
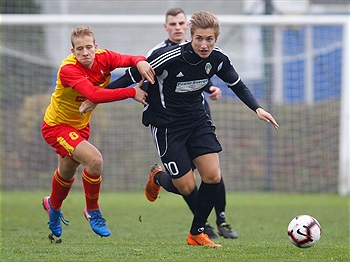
[70,26,95,47]
[189,11,220,39]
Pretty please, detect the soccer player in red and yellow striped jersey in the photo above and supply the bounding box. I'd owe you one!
[41,26,155,238]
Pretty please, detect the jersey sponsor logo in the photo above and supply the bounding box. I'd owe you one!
[205,62,212,74]
[175,79,209,93]
[75,96,87,102]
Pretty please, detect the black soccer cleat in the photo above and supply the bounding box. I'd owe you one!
[217,223,238,239]
[204,222,219,239]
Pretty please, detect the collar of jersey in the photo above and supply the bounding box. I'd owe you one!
[183,42,203,65]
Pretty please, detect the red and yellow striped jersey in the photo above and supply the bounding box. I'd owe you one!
[44,49,145,129]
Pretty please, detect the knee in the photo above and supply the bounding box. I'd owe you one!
[202,169,221,184]
[87,155,103,175]
[211,175,222,184]
[178,183,196,196]
[172,170,196,195]
[92,155,103,167]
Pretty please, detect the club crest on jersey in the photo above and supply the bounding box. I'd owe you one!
[205,63,212,74]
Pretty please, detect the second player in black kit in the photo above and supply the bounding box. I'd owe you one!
[107,11,279,248]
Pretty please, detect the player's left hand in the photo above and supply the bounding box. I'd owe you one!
[208,86,222,100]
[79,99,97,115]
[256,108,279,129]
[136,61,155,85]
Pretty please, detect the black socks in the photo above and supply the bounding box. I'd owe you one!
[190,180,220,235]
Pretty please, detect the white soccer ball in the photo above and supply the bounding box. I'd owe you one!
[287,215,322,248]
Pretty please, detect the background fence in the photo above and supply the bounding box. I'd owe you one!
[1,14,348,194]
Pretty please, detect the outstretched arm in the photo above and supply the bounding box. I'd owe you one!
[230,80,279,129]
[229,80,260,111]
[79,79,148,115]
[105,73,135,89]
[81,62,153,114]
[106,61,154,90]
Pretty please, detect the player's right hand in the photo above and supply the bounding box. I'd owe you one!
[133,79,148,105]
[136,61,155,84]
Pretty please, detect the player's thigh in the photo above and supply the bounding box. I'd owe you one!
[188,122,222,183]
[72,140,103,167]
[193,153,221,184]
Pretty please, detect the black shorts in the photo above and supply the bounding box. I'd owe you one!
[150,119,222,179]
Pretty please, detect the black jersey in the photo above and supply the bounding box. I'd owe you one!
[108,42,260,127]
[146,39,213,95]
[146,39,177,57]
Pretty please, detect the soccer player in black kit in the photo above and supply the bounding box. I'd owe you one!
[143,7,238,240]
[84,11,279,247]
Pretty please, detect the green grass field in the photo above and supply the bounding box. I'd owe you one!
[1,191,349,261]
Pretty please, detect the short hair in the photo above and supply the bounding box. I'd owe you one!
[189,11,220,39]
[165,7,186,22]
[70,26,95,47]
